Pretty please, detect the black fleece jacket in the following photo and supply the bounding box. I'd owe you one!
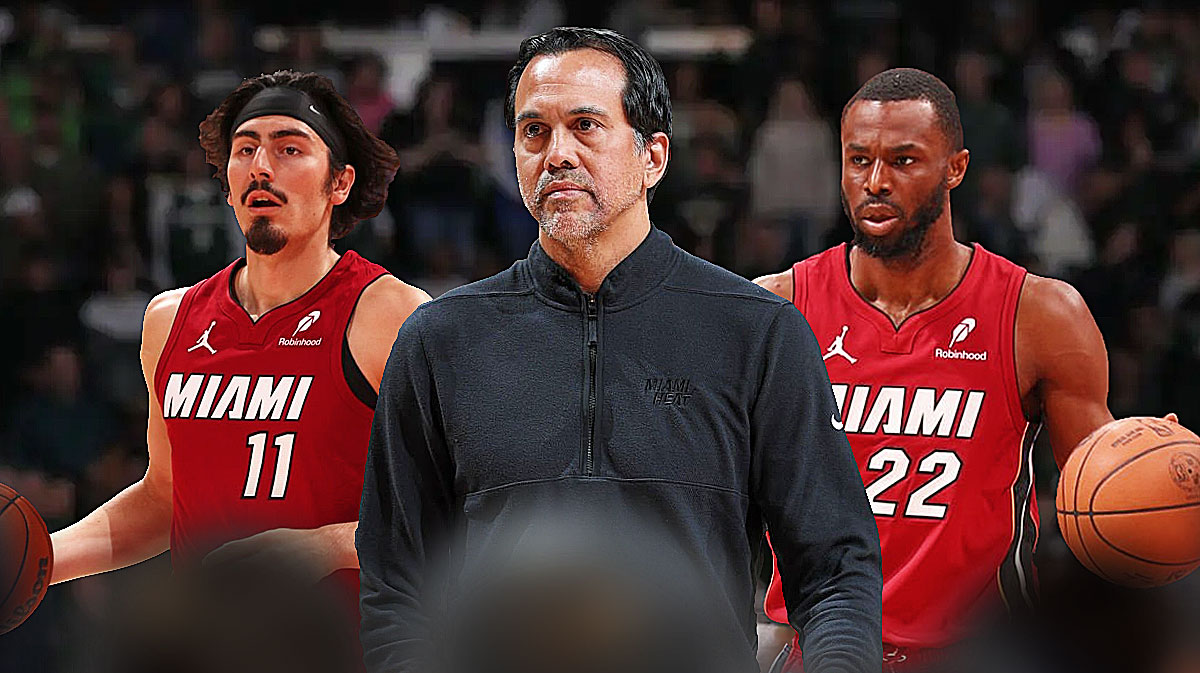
[358,226,882,672]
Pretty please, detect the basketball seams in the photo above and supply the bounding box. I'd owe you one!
[0,494,31,616]
[1071,426,1117,582]
[1072,426,1200,581]
[1087,512,1200,567]
[1060,501,1200,516]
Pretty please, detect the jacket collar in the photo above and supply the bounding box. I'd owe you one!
[526,225,679,310]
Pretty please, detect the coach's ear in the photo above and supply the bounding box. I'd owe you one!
[947,148,969,190]
[643,132,669,192]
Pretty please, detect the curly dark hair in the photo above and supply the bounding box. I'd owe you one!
[198,70,400,241]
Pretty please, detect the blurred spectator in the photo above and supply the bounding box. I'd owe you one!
[1011,166,1095,277]
[481,97,537,262]
[955,50,1023,172]
[383,75,483,274]
[266,27,343,91]
[1177,62,1200,165]
[674,138,744,270]
[670,62,739,160]
[481,0,565,35]
[4,343,114,481]
[1027,68,1101,198]
[1160,229,1200,313]
[607,0,678,41]
[734,0,790,132]
[189,13,252,114]
[346,54,396,135]
[958,166,1030,264]
[1074,221,1157,346]
[78,26,159,171]
[954,48,1023,226]
[0,134,47,283]
[747,78,837,257]
[0,249,82,399]
[78,255,151,413]
[146,146,237,288]
[1099,47,1178,158]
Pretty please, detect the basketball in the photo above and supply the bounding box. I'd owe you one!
[1056,417,1200,588]
[0,482,54,635]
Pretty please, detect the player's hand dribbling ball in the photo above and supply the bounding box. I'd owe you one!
[1056,417,1200,587]
[0,482,53,634]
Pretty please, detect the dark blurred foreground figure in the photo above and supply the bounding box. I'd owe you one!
[441,507,755,673]
[110,560,358,673]
[755,68,1181,672]
[359,26,882,673]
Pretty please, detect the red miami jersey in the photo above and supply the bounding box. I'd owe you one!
[154,251,387,598]
[765,243,1038,650]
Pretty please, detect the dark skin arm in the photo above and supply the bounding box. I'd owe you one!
[1015,274,1114,469]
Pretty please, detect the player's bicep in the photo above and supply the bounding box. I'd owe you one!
[1020,277,1114,467]
[139,289,186,499]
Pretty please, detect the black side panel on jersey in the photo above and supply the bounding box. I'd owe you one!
[340,273,388,410]
[997,422,1041,615]
[342,336,376,409]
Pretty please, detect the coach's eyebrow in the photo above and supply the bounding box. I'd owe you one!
[569,106,609,118]
[515,111,543,124]
[233,129,260,140]
[889,143,919,153]
[847,143,870,153]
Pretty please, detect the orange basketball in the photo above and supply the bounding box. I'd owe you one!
[1056,417,1200,587]
[0,482,53,634]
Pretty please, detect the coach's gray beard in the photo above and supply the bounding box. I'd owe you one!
[246,216,288,255]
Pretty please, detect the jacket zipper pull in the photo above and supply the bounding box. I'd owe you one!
[586,294,598,343]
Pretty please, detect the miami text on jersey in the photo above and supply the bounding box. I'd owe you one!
[831,384,985,438]
[162,373,315,421]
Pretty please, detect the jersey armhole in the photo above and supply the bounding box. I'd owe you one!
[1002,269,1030,434]
[340,272,389,410]
[152,286,199,397]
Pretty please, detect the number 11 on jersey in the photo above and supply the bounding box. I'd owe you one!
[243,431,295,499]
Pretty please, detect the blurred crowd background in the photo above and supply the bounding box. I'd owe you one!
[1,1,1199,671]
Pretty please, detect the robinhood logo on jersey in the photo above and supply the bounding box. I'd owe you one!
[279,310,322,347]
[935,317,988,361]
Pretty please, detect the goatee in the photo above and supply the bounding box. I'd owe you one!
[843,178,947,262]
[246,216,287,255]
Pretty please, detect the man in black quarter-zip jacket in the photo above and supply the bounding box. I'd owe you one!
[358,27,882,673]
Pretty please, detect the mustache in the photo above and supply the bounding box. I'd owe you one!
[240,180,289,206]
[853,195,904,219]
[535,170,595,203]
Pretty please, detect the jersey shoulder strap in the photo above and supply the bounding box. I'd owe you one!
[790,244,846,314]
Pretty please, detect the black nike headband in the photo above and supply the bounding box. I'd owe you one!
[230,86,348,162]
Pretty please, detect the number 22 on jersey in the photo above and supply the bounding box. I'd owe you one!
[864,447,962,519]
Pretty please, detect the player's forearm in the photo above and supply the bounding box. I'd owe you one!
[49,478,171,584]
[316,520,359,571]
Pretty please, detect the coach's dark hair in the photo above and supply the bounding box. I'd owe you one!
[198,70,400,241]
[505,27,672,201]
[843,68,963,151]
